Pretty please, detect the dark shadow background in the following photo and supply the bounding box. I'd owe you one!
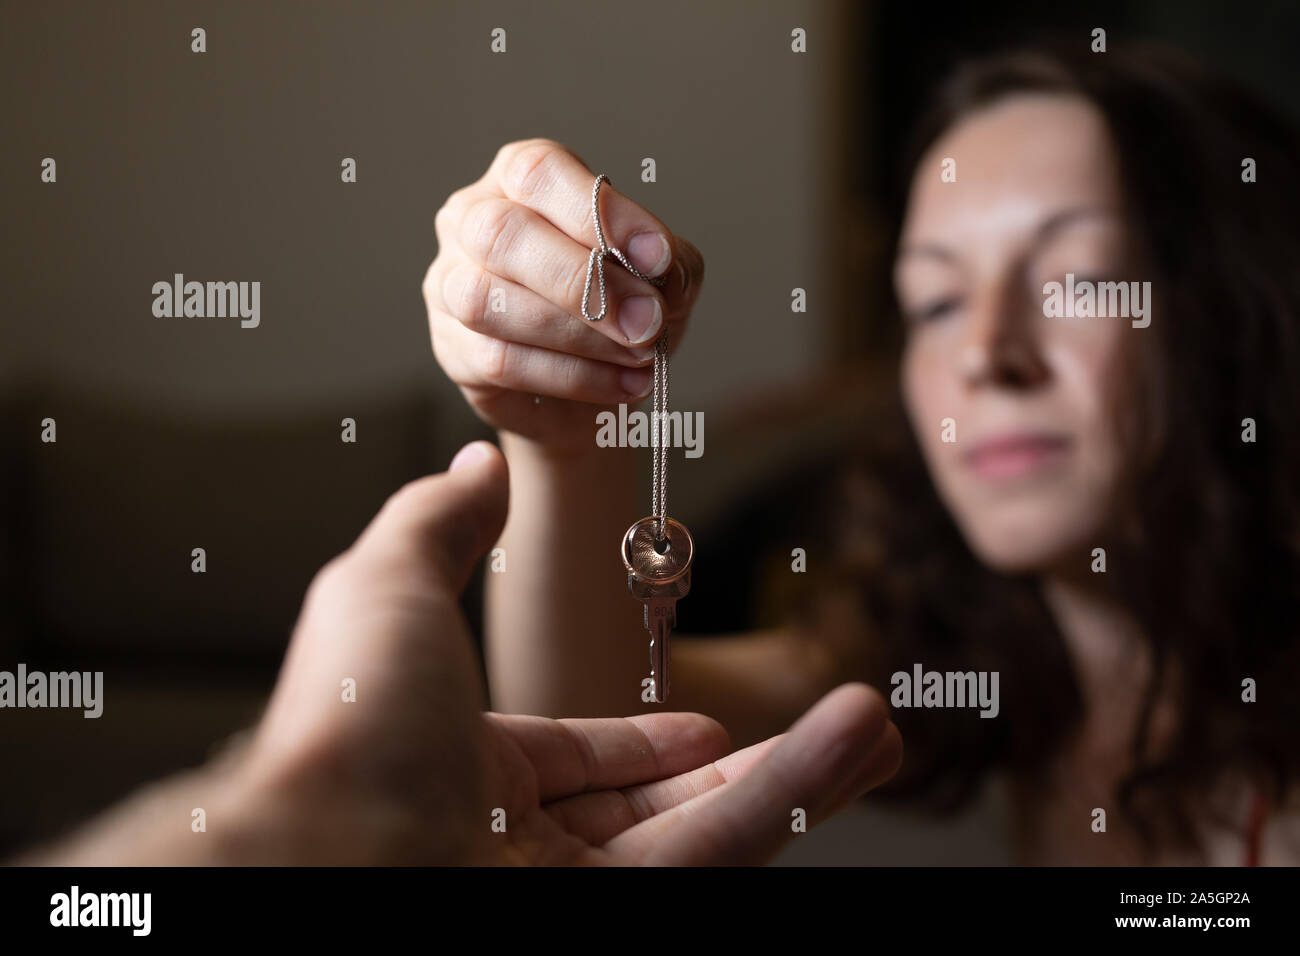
[2,0,1297,863]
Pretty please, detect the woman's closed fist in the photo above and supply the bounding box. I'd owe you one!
[423,138,704,455]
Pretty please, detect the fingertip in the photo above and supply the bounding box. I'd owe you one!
[790,683,892,784]
[671,236,704,298]
[882,720,904,776]
[680,712,732,756]
[628,231,672,279]
[353,440,509,589]
[628,711,732,761]
[819,681,891,730]
[449,438,500,472]
[846,719,905,799]
[447,439,509,507]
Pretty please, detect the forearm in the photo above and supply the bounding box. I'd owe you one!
[486,428,653,716]
[11,750,252,866]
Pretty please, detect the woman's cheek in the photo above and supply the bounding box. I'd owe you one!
[902,337,954,467]
[1045,327,1124,457]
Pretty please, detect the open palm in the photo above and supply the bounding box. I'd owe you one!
[479,686,900,866]
[245,440,900,865]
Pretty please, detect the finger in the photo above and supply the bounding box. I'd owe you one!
[547,724,901,849]
[452,192,669,348]
[432,307,655,405]
[348,439,510,595]
[450,143,704,326]
[493,142,706,321]
[808,718,902,819]
[441,145,704,344]
[542,734,783,846]
[663,233,705,320]
[486,711,731,802]
[425,257,656,369]
[250,446,506,774]
[490,140,674,281]
[604,683,903,865]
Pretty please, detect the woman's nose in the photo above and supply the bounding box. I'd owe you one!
[958,278,1050,389]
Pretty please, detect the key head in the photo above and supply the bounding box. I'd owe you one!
[621,516,694,584]
[629,568,691,603]
[622,517,692,705]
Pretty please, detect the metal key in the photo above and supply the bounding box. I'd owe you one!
[583,173,694,704]
[621,516,694,703]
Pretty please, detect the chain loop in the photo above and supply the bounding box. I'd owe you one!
[581,173,666,321]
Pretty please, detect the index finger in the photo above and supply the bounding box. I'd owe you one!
[487,710,731,802]
[489,139,677,289]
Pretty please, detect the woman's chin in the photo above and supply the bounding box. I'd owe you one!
[958,513,1100,576]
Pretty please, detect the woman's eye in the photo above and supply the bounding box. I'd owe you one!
[908,297,960,324]
[1037,268,1118,290]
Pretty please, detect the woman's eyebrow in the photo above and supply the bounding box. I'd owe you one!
[896,241,960,265]
[897,207,1121,267]
[1034,206,1121,242]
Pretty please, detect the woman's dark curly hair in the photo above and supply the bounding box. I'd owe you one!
[793,42,1300,859]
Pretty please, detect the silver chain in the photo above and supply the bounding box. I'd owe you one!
[582,173,665,320]
[651,327,669,541]
[584,173,671,541]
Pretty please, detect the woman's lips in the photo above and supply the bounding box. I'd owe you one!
[963,432,1073,479]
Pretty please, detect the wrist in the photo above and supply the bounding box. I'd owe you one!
[498,426,601,467]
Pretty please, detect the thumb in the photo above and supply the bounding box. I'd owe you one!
[352,439,509,595]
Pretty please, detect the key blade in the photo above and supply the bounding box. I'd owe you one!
[647,600,675,703]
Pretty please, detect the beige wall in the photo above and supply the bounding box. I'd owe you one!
[7,0,853,429]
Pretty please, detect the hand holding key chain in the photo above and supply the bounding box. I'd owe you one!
[582,173,694,704]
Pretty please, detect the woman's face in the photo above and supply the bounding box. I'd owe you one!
[896,93,1136,573]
